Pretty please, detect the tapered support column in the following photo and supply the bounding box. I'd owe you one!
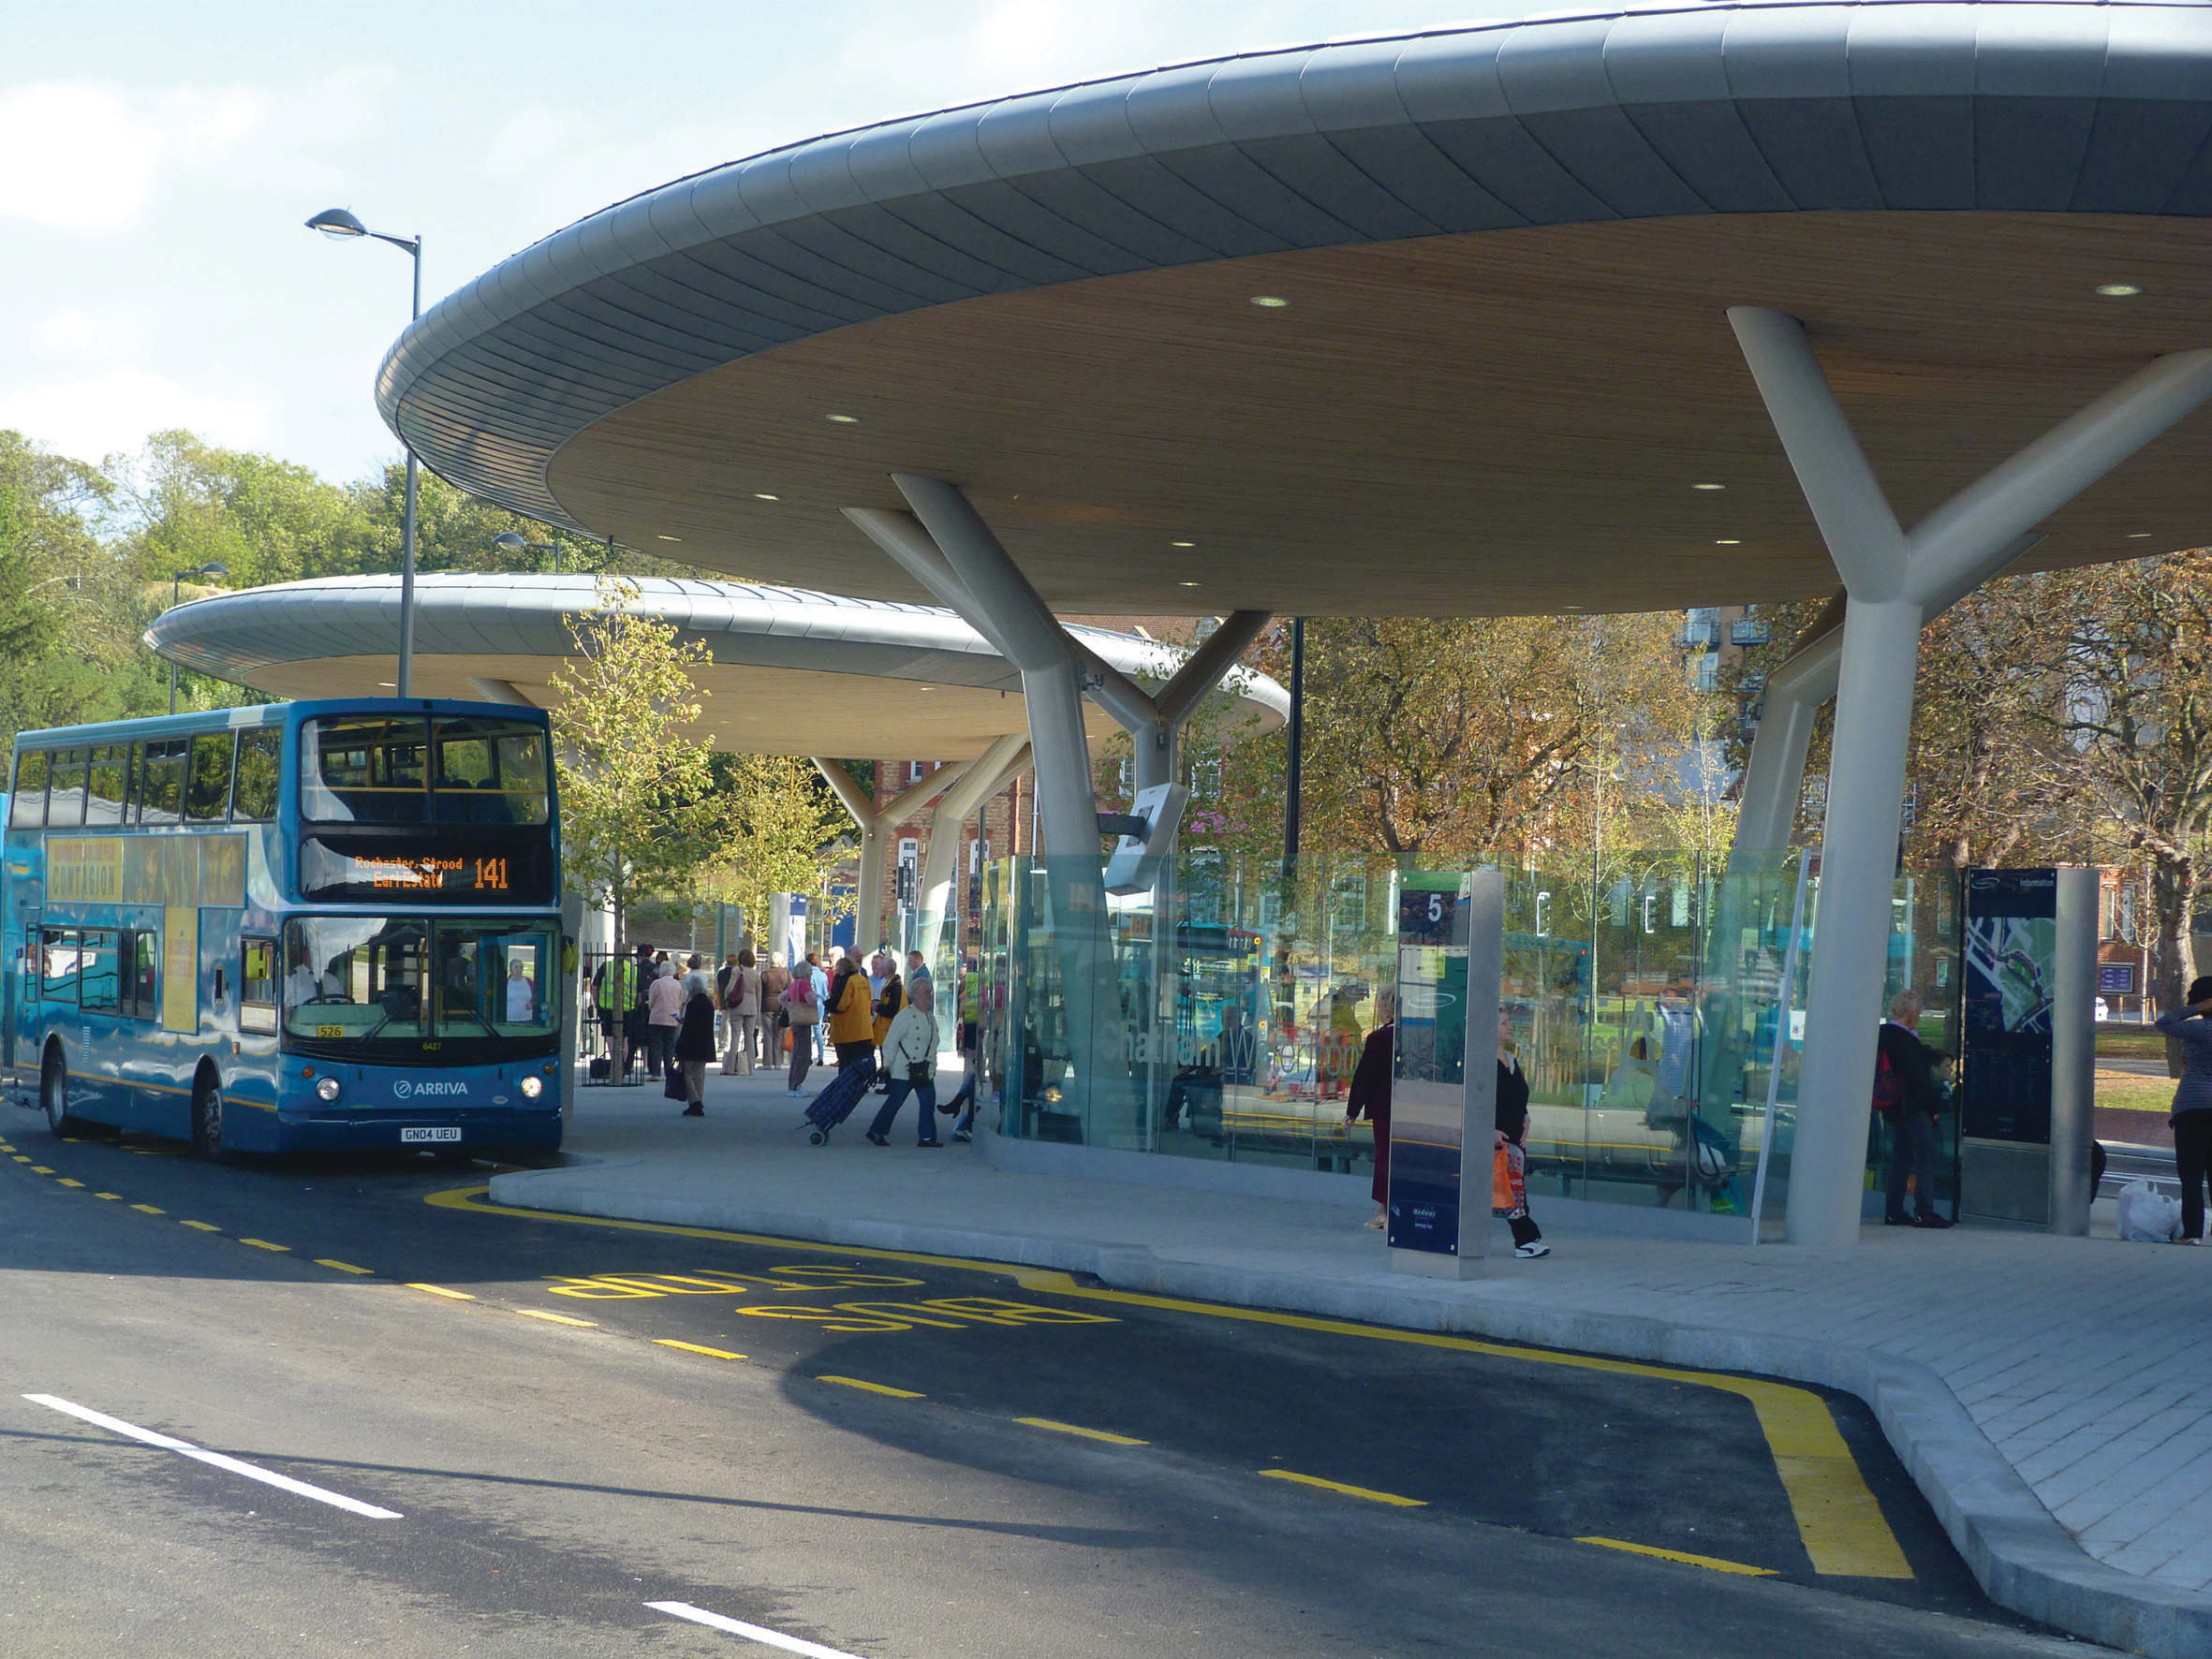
[1730,305,2212,1246]
[813,759,886,953]
[914,735,1029,974]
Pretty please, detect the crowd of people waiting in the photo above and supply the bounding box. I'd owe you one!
[589,941,981,1142]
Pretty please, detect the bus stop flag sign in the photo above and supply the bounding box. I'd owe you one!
[1389,868,1502,1279]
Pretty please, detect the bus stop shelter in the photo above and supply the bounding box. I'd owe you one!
[367,0,2212,1247]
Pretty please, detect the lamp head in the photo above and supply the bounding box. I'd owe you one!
[493,532,526,551]
[306,208,367,239]
[198,563,229,580]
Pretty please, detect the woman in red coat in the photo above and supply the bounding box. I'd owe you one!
[1344,990,1395,1230]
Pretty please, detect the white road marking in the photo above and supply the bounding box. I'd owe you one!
[23,1394,402,1520]
[647,1600,870,1657]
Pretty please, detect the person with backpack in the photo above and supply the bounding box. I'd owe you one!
[1877,990,1954,1228]
[2156,976,2212,1242]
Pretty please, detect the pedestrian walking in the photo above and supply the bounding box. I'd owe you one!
[1878,990,1954,1228]
[722,949,759,1076]
[827,952,876,1077]
[1345,990,1395,1229]
[647,959,684,1080]
[1497,1009,1549,1258]
[781,968,819,1096]
[2158,976,2212,1243]
[807,952,831,1064]
[870,956,907,1092]
[866,979,942,1146]
[673,969,716,1117]
[906,949,932,996]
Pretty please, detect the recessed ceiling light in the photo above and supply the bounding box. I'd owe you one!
[1250,295,1289,308]
[376,682,396,688]
[2128,532,2153,538]
[656,535,681,542]
[754,492,779,501]
[1171,540,1195,548]
[826,413,860,423]
[1692,482,1725,492]
[1178,580,1201,587]
[2097,284,2142,298]
[1716,538,1741,545]
[916,684,935,692]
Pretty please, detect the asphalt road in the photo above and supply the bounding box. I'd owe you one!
[1,1117,2106,1658]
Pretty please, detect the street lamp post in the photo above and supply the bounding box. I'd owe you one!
[307,207,423,698]
[167,562,229,713]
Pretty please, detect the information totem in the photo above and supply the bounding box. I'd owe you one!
[1389,868,1503,1279]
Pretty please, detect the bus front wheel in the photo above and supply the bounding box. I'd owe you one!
[192,1074,233,1164]
[41,1048,92,1138]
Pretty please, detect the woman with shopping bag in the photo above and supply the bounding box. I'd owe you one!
[1495,1008,1549,1259]
[781,969,820,1097]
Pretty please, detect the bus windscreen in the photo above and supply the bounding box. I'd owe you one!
[283,916,557,1062]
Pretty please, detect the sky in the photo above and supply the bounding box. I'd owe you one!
[2,0,1530,488]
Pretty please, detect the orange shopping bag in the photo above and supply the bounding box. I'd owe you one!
[1492,1142,1526,1217]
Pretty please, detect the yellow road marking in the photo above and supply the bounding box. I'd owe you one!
[238,1239,289,1252]
[425,1185,1910,1578]
[515,1309,598,1328]
[179,1220,220,1232]
[1262,1469,1426,1507]
[407,1283,475,1300]
[95,1192,121,1200]
[1578,1536,1776,1576]
[30,1166,53,1174]
[818,1374,922,1398]
[131,1203,164,1214]
[56,1178,83,1188]
[316,1259,374,1275]
[1015,1417,1147,1446]
[656,1339,744,1359]
[10,1155,31,1163]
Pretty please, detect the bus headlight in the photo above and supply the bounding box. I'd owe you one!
[315,1077,341,1102]
[519,1075,543,1100]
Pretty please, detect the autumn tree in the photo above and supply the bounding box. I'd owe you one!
[548,579,732,946]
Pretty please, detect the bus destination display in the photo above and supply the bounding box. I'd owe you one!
[299,834,552,903]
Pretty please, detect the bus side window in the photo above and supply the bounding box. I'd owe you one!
[40,927,79,1004]
[10,750,49,829]
[232,728,281,821]
[86,744,129,826]
[78,931,120,1014]
[185,733,236,822]
[241,937,277,1035]
[127,930,158,1020]
[140,741,187,824]
[45,747,87,829]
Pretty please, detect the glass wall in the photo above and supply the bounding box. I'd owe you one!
[974,849,1961,1233]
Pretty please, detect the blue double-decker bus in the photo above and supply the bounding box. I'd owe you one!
[4,698,566,1159]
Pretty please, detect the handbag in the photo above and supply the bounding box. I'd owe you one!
[908,1062,931,1086]
[662,1068,688,1101]
[786,991,818,1027]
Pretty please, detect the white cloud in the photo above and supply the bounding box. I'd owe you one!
[0,84,165,228]
[34,301,159,365]
[976,0,1067,66]
[0,370,267,464]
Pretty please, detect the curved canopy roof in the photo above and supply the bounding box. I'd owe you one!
[377,1,2212,616]
[143,574,1286,760]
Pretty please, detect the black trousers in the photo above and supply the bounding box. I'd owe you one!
[2177,1111,2212,1241]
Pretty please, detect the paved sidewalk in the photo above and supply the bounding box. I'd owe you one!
[496,1071,2212,1657]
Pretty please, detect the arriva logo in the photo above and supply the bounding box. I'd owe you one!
[393,1079,469,1098]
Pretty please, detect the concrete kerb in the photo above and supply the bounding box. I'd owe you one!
[483,1164,2212,1656]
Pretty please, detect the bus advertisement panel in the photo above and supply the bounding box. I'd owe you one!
[3,699,566,1159]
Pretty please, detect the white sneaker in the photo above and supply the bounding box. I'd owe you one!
[1515,1241,1550,1259]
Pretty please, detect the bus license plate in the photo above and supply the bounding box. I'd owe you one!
[400,1127,462,1143]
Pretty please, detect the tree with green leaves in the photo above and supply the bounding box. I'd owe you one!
[699,754,849,939]
[547,579,732,947]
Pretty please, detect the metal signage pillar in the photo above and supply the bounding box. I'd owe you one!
[1388,868,1502,1279]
